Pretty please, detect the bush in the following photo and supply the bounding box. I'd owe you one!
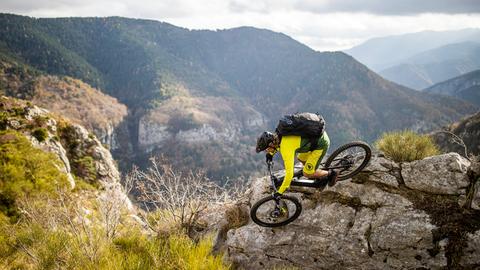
[0,111,8,130]
[32,127,49,142]
[375,130,440,162]
[0,130,69,219]
[72,156,97,185]
[130,157,235,237]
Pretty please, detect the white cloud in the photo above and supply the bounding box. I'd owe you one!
[295,0,480,15]
[1,0,480,51]
[166,11,480,51]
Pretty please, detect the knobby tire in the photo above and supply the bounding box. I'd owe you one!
[250,195,302,227]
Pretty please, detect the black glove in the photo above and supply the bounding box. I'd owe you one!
[272,192,282,200]
[265,153,273,163]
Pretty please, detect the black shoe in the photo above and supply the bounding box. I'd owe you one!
[328,170,338,187]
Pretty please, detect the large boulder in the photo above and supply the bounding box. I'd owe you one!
[402,153,470,195]
[221,153,480,269]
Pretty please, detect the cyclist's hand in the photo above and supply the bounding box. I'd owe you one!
[272,192,282,200]
[266,153,273,163]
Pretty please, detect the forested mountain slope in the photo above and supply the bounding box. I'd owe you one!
[424,69,480,107]
[0,14,477,180]
[379,42,480,89]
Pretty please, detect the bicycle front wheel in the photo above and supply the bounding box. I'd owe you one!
[250,195,302,227]
[324,141,371,181]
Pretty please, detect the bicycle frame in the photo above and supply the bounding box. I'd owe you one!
[267,161,327,189]
[267,154,353,189]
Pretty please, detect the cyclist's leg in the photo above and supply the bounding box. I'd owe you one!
[295,153,309,178]
[302,133,330,179]
[297,152,308,165]
[302,150,328,178]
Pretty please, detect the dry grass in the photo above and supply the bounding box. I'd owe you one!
[375,130,440,162]
[0,187,230,270]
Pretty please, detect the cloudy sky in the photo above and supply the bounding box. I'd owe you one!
[1,0,480,51]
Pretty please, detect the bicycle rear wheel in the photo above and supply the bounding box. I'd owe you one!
[324,141,371,181]
[250,195,302,227]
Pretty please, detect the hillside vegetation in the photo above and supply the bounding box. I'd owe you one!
[345,28,480,71]
[424,69,480,107]
[430,112,480,157]
[379,42,480,89]
[0,97,229,269]
[0,59,127,143]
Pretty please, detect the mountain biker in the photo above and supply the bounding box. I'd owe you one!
[255,130,338,198]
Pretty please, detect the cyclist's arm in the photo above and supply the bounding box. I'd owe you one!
[277,136,301,194]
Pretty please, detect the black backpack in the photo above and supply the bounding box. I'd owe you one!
[275,112,325,150]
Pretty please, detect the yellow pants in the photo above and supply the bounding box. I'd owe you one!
[297,149,325,174]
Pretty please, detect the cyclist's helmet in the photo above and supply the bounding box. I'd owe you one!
[256,131,275,153]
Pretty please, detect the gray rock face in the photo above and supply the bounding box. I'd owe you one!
[222,153,480,269]
[461,231,480,267]
[139,121,246,149]
[402,153,470,195]
[34,135,76,189]
[62,123,133,210]
[138,119,172,147]
[69,124,122,186]
[25,107,76,188]
[95,122,119,150]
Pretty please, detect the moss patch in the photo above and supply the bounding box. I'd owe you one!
[402,190,480,268]
[32,127,48,142]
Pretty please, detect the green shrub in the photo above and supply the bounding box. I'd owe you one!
[33,115,50,127]
[32,127,49,142]
[72,156,97,185]
[72,176,98,191]
[12,107,25,117]
[375,130,440,162]
[0,111,8,130]
[0,130,69,218]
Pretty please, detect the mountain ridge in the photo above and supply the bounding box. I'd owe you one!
[423,69,480,107]
[1,13,477,180]
[345,28,480,71]
[378,42,480,89]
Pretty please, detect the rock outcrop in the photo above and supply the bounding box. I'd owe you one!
[219,153,480,269]
[1,96,132,211]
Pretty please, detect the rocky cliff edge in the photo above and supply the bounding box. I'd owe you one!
[214,153,480,269]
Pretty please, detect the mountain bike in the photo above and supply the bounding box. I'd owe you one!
[250,141,372,227]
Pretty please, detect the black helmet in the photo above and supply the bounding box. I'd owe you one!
[256,131,275,153]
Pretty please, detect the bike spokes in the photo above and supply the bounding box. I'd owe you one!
[324,142,371,181]
[333,147,365,176]
[251,196,302,227]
